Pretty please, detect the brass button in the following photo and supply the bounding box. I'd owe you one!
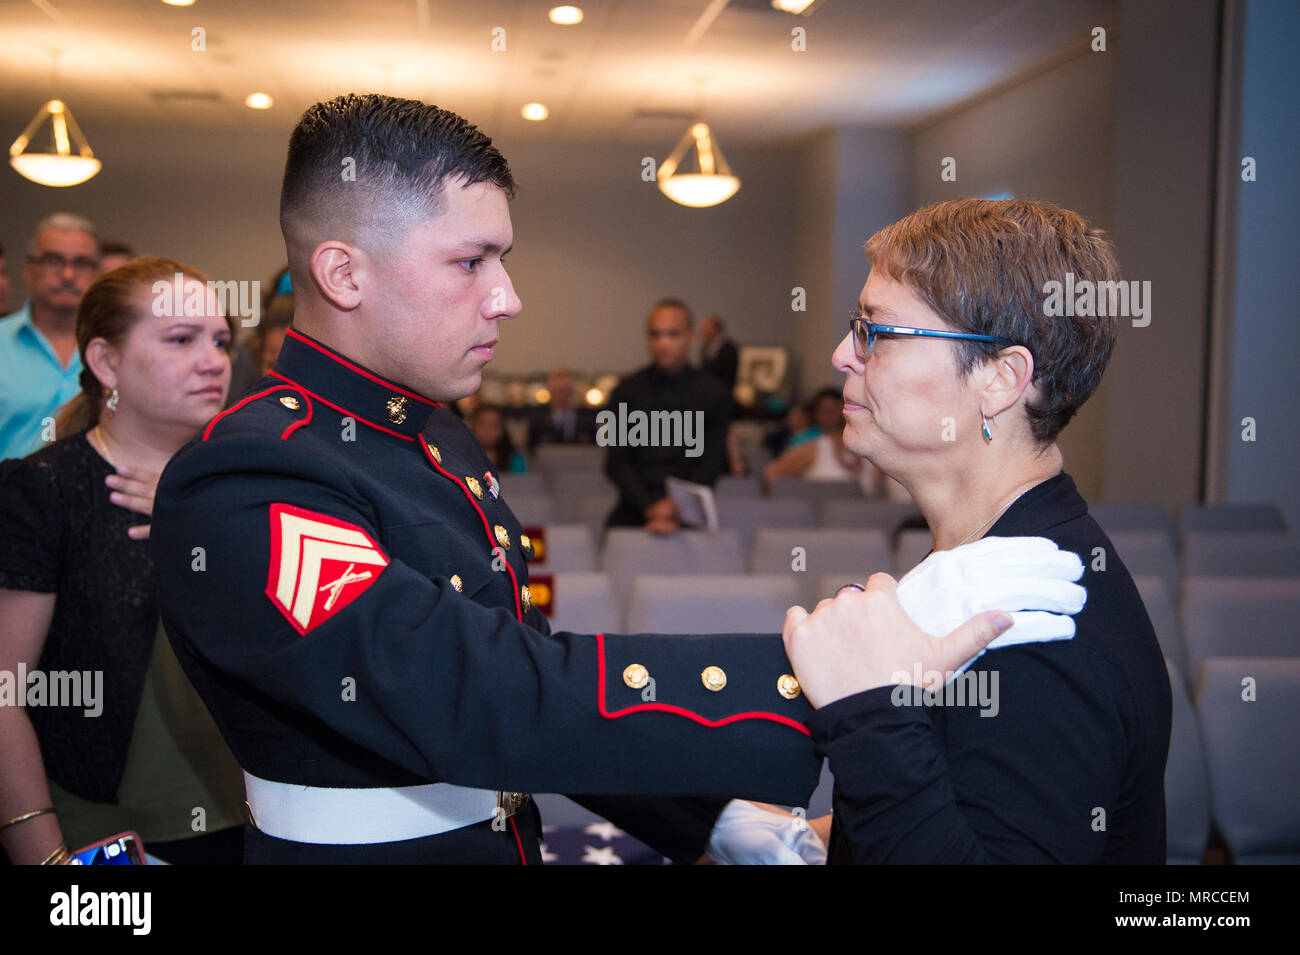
[623,664,649,689]
[429,444,442,464]
[520,533,532,556]
[465,476,484,500]
[494,524,510,549]
[701,666,727,692]
[387,396,409,424]
[777,674,802,700]
[279,396,300,410]
[449,574,463,593]
[520,584,531,612]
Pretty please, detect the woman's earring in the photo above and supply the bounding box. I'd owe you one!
[106,387,119,415]
[981,412,993,442]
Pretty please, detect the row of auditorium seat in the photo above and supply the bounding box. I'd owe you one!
[517,452,1287,532]
[505,468,1295,560]
[1167,656,1299,864]
[507,484,918,539]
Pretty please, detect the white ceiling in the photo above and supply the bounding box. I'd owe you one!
[0,0,1114,144]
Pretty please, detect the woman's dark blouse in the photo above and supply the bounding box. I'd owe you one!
[807,472,1173,863]
[0,433,157,803]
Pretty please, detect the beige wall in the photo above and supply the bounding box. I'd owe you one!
[1105,0,1220,513]
[909,49,1115,501]
[488,137,799,376]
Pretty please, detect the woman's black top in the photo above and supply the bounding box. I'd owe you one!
[0,433,157,802]
[807,472,1173,863]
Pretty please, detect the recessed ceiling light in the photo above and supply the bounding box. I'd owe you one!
[771,0,817,12]
[548,6,584,25]
[244,92,274,110]
[521,103,549,121]
[162,0,196,7]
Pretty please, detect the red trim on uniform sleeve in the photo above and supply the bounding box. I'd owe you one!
[284,328,442,407]
[265,502,390,636]
[594,633,812,736]
[420,435,524,621]
[202,385,308,441]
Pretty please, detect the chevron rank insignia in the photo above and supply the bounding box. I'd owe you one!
[265,503,390,635]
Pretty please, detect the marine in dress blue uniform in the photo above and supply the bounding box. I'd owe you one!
[151,327,821,864]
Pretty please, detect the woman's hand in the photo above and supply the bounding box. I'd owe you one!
[105,465,161,540]
[782,573,1013,708]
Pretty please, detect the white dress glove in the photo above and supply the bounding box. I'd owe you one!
[896,535,1087,674]
[705,800,827,865]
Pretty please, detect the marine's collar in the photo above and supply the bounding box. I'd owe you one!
[267,327,442,440]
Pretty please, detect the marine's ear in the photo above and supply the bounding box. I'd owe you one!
[308,240,363,312]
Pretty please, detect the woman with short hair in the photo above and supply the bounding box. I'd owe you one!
[784,198,1173,864]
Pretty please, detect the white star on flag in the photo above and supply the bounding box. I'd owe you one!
[581,845,623,865]
[582,821,623,842]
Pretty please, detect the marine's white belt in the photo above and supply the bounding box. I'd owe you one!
[243,771,500,845]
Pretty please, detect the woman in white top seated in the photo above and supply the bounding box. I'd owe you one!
[762,388,882,494]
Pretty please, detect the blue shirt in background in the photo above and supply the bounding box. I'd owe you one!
[0,301,84,460]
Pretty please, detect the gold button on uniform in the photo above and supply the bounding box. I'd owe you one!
[777,674,802,700]
[623,664,649,690]
[450,574,463,593]
[279,396,300,410]
[429,445,442,465]
[520,533,532,556]
[387,396,409,424]
[701,666,727,691]
[494,524,510,549]
[465,476,484,500]
[520,584,531,612]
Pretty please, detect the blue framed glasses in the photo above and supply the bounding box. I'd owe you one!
[848,312,1017,360]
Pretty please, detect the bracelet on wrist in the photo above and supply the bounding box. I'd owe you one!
[0,807,56,834]
[39,840,72,865]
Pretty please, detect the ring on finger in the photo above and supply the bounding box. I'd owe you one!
[835,583,866,596]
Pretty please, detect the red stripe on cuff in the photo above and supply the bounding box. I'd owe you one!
[594,633,811,736]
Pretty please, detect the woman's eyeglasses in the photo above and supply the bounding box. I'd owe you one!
[848,311,1017,360]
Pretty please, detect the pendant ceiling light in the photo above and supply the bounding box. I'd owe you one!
[9,99,101,187]
[10,50,101,188]
[657,122,740,208]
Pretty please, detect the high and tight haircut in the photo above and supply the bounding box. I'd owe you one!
[279,93,516,256]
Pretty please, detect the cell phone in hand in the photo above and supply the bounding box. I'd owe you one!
[71,830,147,865]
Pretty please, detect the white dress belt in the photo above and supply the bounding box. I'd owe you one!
[243,771,500,845]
